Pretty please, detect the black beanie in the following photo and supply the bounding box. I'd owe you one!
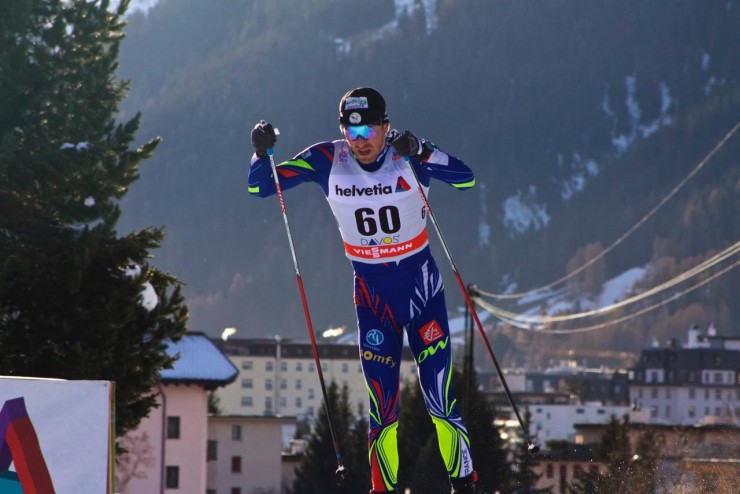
[338,87,388,126]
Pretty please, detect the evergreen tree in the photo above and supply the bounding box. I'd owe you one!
[398,369,510,493]
[397,378,436,490]
[346,403,372,494]
[0,0,187,436]
[569,415,663,494]
[290,381,353,494]
[509,408,551,494]
[460,371,511,494]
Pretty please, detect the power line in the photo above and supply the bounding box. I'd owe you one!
[474,241,739,326]
[474,258,739,335]
[478,120,740,300]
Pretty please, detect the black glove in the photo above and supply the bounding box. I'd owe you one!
[251,120,277,156]
[390,130,422,158]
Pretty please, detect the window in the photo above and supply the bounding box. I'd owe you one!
[651,388,658,399]
[165,466,179,489]
[280,379,287,390]
[666,388,671,398]
[688,388,695,399]
[576,408,584,414]
[280,397,287,409]
[296,397,302,408]
[559,465,567,493]
[232,424,242,441]
[715,389,722,400]
[688,406,696,418]
[714,372,723,384]
[241,396,253,407]
[166,416,180,439]
[241,378,253,389]
[231,488,242,494]
[308,388,314,399]
[665,405,671,417]
[296,362,303,372]
[231,456,242,473]
[266,361,273,371]
[296,379,303,390]
[207,440,218,461]
[280,361,287,372]
[241,360,253,370]
[309,362,315,372]
[307,406,315,417]
[265,379,273,391]
[342,363,349,373]
[265,397,273,412]
[546,463,554,479]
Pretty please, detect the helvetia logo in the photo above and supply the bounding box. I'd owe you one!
[395,176,411,192]
[335,177,410,197]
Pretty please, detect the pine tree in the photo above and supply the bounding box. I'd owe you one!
[346,403,372,494]
[569,415,663,494]
[460,371,511,493]
[397,378,436,490]
[290,381,353,494]
[509,408,552,494]
[398,368,511,493]
[0,0,187,436]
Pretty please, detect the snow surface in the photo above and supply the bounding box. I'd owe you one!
[124,263,159,311]
[502,186,550,235]
[511,266,647,318]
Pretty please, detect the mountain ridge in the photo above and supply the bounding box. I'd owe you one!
[115,0,739,364]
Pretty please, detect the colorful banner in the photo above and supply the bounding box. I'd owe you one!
[0,377,114,494]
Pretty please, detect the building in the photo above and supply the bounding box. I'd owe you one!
[529,402,632,442]
[575,421,740,494]
[532,443,602,494]
[116,333,238,494]
[207,415,292,494]
[214,338,417,421]
[628,325,740,425]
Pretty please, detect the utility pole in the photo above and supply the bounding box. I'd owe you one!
[462,283,479,418]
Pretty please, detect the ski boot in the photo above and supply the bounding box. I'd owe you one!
[450,471,477,494]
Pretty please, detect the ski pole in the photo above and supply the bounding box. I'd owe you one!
[267,146,349,482]
[405,159,540,454]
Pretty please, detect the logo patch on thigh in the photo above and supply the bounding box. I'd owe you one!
[419,320,444,345]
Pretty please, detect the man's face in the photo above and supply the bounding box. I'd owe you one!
[342,122,390,164]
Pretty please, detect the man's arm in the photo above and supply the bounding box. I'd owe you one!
[391,130,475,190]
[247,141,336,197]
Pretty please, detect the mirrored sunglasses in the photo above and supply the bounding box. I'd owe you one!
[343,124,379,141]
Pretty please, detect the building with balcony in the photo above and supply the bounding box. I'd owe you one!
[629,325,740,425]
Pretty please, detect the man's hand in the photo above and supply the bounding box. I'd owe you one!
[251,120,277,156]
[390,130,422,158]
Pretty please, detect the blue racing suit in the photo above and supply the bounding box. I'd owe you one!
[248,134,476,492]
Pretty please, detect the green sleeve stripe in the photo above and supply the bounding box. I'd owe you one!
[248,185,260,194]
[452,178,476,189]
[278,158,315,172]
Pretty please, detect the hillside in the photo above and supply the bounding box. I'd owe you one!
[116,0,739,365]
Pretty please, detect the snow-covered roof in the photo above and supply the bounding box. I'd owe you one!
[160,332,238,389]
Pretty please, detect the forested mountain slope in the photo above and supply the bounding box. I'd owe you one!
[117,0,739,363]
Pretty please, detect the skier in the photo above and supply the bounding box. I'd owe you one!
[248,87,478,494]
